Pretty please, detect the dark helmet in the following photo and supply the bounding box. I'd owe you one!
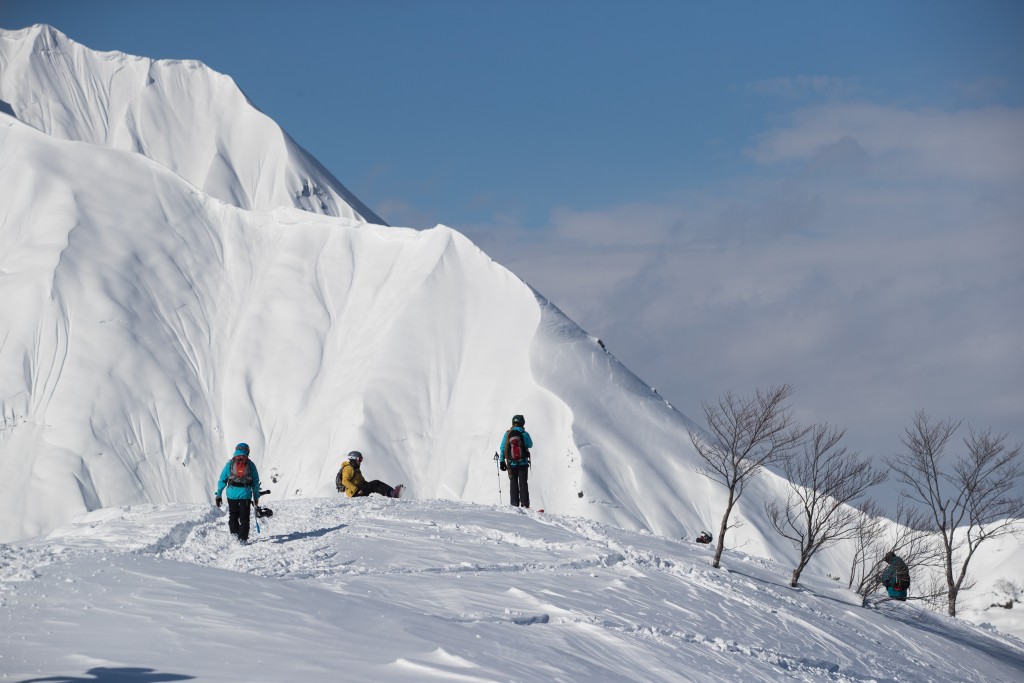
[883,550,896,563]
[234,443,250,456]
[512,415,525,427]
[347,450,364,464]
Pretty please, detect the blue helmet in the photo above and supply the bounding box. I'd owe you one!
[234,442,250,456]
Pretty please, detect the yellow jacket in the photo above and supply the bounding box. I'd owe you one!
[340,461,366,497]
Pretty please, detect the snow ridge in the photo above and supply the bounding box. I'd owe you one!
[0,24,384,223]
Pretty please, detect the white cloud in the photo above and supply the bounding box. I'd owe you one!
[750,103,1024,183]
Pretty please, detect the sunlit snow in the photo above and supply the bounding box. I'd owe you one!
[3,498,1023,682]
[0,23,1023,682]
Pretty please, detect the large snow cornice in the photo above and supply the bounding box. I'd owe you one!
[0,27,810,576]
[0,113,786,552]
[0,24,384,224]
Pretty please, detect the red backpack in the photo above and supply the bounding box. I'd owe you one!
[227,455,252,487]
[506,430,529,464]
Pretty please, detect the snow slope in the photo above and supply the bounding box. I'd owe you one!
[0,24,383,223]
[0,103,766,557]
[0,32,790,559]
[3,499,1023,682]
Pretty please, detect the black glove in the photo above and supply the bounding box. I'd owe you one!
[215,495,222,508]
[500,460,507,471]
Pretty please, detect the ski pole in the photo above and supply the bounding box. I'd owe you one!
[494,452,502,504]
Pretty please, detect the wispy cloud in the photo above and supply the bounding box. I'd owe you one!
[749,103,1024,182]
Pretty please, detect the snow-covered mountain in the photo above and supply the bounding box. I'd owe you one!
[0,23,776,553]
[0,24,382,222]
[1,24,1022,660]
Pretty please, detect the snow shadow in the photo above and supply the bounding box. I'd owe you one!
[269,523,348,544]
[19,665,194,682]
[884,606,1024,671]
[0,99,14,118]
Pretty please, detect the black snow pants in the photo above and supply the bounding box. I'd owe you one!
[227,498,252,541]
[508,466,530,508]
[356,480,394,498]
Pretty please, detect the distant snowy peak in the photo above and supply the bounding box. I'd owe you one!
[0,24,384,224]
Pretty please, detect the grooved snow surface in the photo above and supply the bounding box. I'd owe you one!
[3,498,1023,682]
[0,24,383,223]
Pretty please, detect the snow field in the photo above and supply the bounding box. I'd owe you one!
[3,499,1023,682]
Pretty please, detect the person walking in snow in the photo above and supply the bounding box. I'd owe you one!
[877,550,911,601]
[337,451,402,498]
[498,414,534,508]
[214,442,262,543]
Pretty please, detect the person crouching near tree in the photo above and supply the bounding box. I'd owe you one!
[214,442,261,543]
[878,550,911,601]
[338,451,401,498]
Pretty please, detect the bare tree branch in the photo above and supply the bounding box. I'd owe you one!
[891,411,1024,616]
[690,384,808,568]
[853,501,941,600]
[766,423,888,587]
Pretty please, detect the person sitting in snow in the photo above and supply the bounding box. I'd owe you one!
[498,414,534,508]
[877,550,911,601]
[214,442,262,543]
[696,530,713,544]
[337,451,402,498]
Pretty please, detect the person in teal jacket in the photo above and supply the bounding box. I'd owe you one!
[498,415,534,508]
[878,550,911,601]
[215,442,261,542]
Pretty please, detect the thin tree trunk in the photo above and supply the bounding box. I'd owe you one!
[714,491,735,569]
[791,558,808,587]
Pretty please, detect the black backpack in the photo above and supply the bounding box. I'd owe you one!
[227,455,252,487]
[335,468,344,492]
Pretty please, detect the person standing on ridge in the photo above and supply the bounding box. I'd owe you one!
[337,451,402,498]
[498,414,534,508]
[877,550,911,601]
[214,442,262,543]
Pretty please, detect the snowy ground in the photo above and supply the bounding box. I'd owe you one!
[3,497,1023,682]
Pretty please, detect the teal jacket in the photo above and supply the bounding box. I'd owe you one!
[215,456,261,503]
[499,427,533,468]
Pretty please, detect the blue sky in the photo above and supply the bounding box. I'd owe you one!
[3,1,1023,495]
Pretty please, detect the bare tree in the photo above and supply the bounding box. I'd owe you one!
[892,411,1024,616]
[689,384,808,568]
[766,423,888,587]
[848,500,886,592]
[852,500,941,602]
